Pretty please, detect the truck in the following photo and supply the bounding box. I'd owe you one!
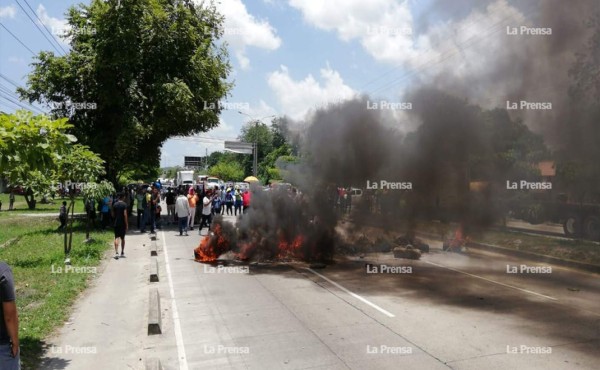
[176,171,194,187]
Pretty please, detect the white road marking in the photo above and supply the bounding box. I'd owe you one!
[161,231,189,370]
[306,268,395,318]
[423,260,558,301]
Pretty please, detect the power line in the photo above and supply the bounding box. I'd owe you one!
[0,92,45,114]
[21,0,68,55]
[0,73,22,89]
[0,82,47,114]
[14,0,64,55]
[0,22,36,55]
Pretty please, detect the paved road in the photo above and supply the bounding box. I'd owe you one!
[153,215,599,369]
[37,208,599,369]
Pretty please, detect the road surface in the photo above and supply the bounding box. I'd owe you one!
[150,214,600,369]
[37,209,599,369]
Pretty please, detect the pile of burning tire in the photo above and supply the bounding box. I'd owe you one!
[392,235,430,260]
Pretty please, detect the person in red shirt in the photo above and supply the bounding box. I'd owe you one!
[242,190,251,214]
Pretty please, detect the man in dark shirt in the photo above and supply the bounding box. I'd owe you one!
[0,261,20,369]
[149,187,160,234]
[111,193,128,260]
[165,188,176,224]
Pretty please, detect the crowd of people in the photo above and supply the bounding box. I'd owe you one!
[85,181,253,240]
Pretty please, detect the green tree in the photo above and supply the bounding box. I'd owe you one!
[239,121,274,178]
[209,160,244,181]
[19,0,232,184]
[0,111,75,209]
[56,144,106,263]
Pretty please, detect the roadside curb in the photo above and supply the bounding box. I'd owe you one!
[148,288,162,335]
[416,231,600,274]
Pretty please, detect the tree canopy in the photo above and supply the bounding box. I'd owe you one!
[19,0,232,184]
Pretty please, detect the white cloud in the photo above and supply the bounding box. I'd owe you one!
[288,0,525,90]
[204,0,282,70]
[0,5,16,19]
[242,99,278,120]
[267,64,356,119]
[36,4,70,47]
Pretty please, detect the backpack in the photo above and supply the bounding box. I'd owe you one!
[226,192,233,203]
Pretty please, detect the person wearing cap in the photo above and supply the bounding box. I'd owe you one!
[234,187,243,216]
[225,187,234,215]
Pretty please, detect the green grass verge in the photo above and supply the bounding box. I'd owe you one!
[417,221,600,266]
[0,193,86,218]
[0,214,112,369]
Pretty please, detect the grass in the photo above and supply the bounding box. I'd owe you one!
[0,213,112,369]
[0,193,86,218]
[416,221,600,266]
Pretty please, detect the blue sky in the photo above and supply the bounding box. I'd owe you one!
[0,0,539,167]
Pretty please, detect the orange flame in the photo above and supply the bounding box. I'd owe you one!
[194,224,231,262]
[277,234,304,259]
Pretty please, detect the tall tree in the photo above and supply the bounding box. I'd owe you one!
[19,0,232,184]
[0,111,75,209]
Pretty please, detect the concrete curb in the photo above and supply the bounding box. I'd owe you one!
[416,231,600,274]
[151,239,158,256]
[148,288,162,335]
[150,257,159,282]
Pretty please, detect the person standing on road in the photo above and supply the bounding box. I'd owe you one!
[136,188,146,230]
[220,185,226,215]
[112,193,128,259]
[149,187,160,234]
[212,186,222,216]
[242,189,251,214]
[165,188,176,224]
[234,187,242,216]
[187,188,198,231]
[0,261,20,369]
[141,187,152,233]
[199,191,213,234]
[225,188,234,215]
[175,191,190,236]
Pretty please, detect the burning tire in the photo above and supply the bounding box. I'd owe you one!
[563,213,582,237]
[393,246,421,260]
[583,215,600,241]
